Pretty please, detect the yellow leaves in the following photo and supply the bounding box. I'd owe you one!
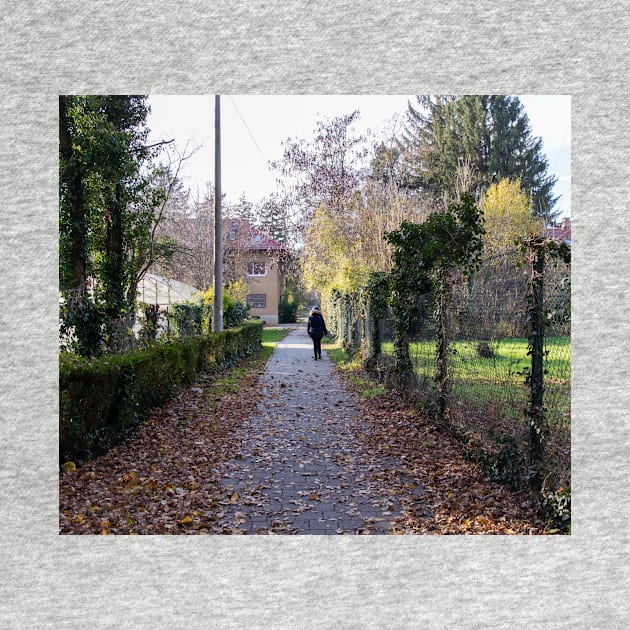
[481,178,544,253]
[309,493,319,501]
[63,461,76,473]
[181,515,193,524]
[230,491,239,503]
[121,471,138,484]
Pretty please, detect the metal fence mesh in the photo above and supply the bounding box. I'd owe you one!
[332,247,571,492]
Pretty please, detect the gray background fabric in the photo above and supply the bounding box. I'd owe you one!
[1,1,628,627]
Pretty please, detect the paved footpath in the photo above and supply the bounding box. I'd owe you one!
[213,327,416,534]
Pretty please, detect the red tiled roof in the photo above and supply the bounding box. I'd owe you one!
[224,218,284,250]
[545,217,571,243]
[247,235,284,250]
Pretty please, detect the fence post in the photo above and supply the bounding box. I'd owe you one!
[390,296,415,390]
[527,238,547,499]
[434,270,450,425]
[342,293,354,354]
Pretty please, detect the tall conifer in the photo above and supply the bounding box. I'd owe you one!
[398,95,558,221]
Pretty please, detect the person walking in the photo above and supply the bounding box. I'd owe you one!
[307,306,328,360]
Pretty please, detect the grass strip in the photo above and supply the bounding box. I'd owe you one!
[324,338,385,399]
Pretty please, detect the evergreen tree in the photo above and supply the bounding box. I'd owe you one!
[398,95,558,221]
[485,96,557,219]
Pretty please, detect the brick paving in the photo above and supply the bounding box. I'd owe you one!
[212,326,423,534]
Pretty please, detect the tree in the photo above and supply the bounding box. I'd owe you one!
[59,96,90,295]
[59,95,110,355]
[89,96,156,342]
[386,194,485,398]
[272,110,367,237]
[481,178,544,253]
[456,178,544,339]
[155,185,216,291]
[301,201,361,295]
[299,122,424,299]
[399,95,558,221]
[59,95,171,354]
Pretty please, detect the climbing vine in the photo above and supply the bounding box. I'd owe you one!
[364,271,391,372]
[385,194,485,398]
[520,236,571,500]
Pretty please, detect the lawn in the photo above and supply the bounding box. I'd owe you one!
[261,327,290,360]
[382,336,571,426]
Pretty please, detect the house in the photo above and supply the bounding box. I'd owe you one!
[225,220,285,325]
[242,233,284,325]
[545,217,571,244]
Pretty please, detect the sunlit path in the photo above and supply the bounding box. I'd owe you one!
[212,327,424,534]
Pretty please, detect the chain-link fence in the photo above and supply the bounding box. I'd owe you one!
[328,243,571,496]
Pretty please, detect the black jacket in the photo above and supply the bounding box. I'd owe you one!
[307,312,328,339]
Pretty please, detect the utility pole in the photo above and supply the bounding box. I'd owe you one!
[213,95,223,332]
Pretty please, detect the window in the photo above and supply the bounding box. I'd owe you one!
[247,294,266,309]
[247,261,266,276]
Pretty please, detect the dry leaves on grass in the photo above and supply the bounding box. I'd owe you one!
[59,370,264,535]
[342,387,543,535]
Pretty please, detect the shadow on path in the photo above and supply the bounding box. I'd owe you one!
[214,327,426,534]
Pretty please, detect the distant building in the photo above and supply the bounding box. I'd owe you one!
[545,217,571,244]
[224,220,285,325]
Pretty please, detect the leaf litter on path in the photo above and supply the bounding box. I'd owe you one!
[60,340,542,534]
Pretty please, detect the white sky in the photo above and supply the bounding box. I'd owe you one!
[147,95,571,218]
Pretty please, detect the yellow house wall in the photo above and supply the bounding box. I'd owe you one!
[245,251,282,324]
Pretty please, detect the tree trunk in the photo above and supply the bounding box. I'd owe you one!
[104,183,126,316]
[364,298,382,376]
[59,96,87,294]
[435,270,450,424]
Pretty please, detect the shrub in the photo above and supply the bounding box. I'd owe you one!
[188,279,250,332]
[222,292,250,329]
[60,320,263,463]
[169,302,203,337]
[279,295,298,323]
[541,485,571,533]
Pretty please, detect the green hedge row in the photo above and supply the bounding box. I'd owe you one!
[60,320,263,464]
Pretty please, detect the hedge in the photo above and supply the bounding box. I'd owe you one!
[60,320,263,464]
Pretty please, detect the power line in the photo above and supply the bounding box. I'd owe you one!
[228,95,270,168]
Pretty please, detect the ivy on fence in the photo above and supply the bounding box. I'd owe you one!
[326,195,570,526]
[385,194,485,395]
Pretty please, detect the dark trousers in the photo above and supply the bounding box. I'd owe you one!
[312,336,322,358]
